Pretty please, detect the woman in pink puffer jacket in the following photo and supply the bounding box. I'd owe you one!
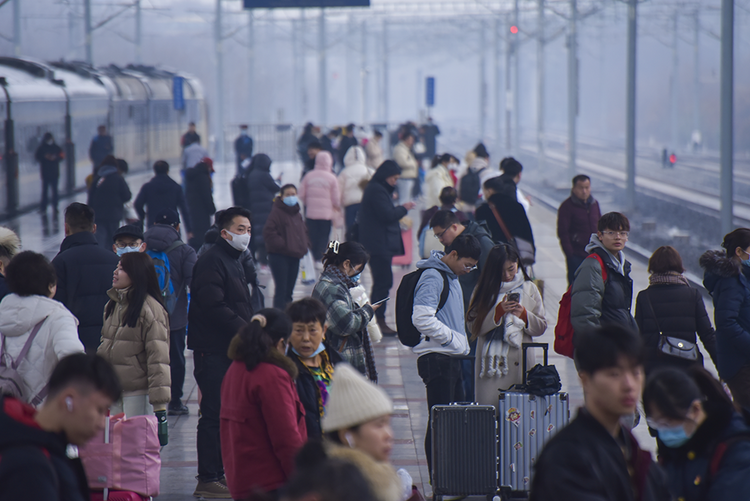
[299,150,341,260]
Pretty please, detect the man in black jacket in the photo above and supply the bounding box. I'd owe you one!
[188,206,254,499]
[35,132,64,214]
[134,160,192,235]
[0,353,121,501]
[87,155,131,248]
[53,203,120,353]
[144,208,197,416]
[530,326,670,501]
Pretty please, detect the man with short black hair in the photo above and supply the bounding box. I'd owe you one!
[302,140,323,178]
[182,122,200,149]
[144,208,197,416]
[337,123,358,168]
[234,125,253,175]
[188,206,254,499]
[412,234,480,471]
[557,174,602,285]
[88,125,113,171]
[134,160,193,233]
[53,203,120,353]
[0,353,122,501]
[530,326,670,501]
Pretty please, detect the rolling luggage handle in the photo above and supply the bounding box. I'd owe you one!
[521,342,548,386]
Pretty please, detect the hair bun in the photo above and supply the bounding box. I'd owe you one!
[251,314,267,328]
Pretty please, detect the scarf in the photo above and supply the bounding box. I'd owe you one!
[479,273,526,378]
[326,265,357,289]
[649,271,690,286]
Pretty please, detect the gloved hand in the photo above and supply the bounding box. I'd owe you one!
[155,410,168,446]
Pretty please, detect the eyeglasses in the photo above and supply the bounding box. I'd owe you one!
[464,264,478,272]
[434,228,449,240]
[602,231,630,238]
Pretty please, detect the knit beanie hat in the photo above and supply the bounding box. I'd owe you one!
[322,363,393,432]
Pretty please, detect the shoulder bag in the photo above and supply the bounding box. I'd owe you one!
[488,203,535,265]
[645,291,699,361]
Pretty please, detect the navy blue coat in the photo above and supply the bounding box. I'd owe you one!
[87,166,131,223]
[51,231,119,352]
[134,173,192,232]
[659,402,750,501]
[358,167,407,257]
[245,154,280,251]
[701,251,750,381]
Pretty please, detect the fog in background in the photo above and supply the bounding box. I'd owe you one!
[1,0,749,155]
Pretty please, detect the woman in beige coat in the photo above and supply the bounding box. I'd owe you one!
[467,244,547,411]
[98,251,170,418]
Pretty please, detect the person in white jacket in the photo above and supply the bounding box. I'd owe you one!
[0,251,84,405]
[423,154,455,210]
[338,146,374,233]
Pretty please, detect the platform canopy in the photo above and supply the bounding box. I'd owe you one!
[243,0,369,8]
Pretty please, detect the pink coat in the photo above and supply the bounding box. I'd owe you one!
[299,150,341,221]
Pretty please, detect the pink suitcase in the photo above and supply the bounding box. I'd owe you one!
[392,229,413,267]
[79,413,161,497]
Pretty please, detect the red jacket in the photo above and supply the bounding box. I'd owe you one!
[220,350,307,498]
[557,195,601,258]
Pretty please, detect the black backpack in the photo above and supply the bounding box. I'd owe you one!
[395,268,450,347]
[459,167,484,204]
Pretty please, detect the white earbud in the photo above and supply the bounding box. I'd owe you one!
[345,432,355,448]
[65,397,73,412]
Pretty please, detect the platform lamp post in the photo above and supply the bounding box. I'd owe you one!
[624,0,637,212]
[719,0,734,236]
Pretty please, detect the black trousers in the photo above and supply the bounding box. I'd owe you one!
[368,255,393,320]
[306,219,332,261]
[417,353,465,472]
[169,327,186,405]
[268,253,300,310]
[565,253,586,287]
[41,175,59,211]
[194,351,233,482]
[344,204,360,233]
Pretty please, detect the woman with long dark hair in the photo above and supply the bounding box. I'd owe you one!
[466,244,547,410]
[98,252,170,418]
[312,241,380,381]
[220,309,306,500]
[643,366,750,501]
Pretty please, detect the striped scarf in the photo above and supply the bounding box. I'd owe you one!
[649,271,690,286]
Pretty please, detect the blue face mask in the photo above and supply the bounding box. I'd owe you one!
[283,196,298,207]
[657,425,692,448]
[350,272,361,285]
[115,245,141,257]
[291,341,326,359]
[742,259,750,268]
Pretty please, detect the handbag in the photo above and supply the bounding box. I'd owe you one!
[489,203,535,265]
[645,292,699,361]
[300,251,318,285]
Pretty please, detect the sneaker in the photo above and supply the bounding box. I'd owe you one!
[193,480,231,499]
[168,402,189,416]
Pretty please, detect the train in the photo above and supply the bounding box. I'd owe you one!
[0,57,208,218]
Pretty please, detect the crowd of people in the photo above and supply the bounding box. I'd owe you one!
[4,119,750,501]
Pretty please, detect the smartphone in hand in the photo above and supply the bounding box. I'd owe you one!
[372,297,390,306]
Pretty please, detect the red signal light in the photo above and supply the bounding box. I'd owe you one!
[510,25,519,34]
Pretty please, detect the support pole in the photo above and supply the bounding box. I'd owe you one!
[361,20,367,124]
[567,0,578,178]
[301,9,308,119]
[318,8,327,126]
[248,12,255,122]
[693,10,701,147]
[625,0,637,211]
[494,17,502,143]
[84,0,93,65]
[719,0,734,235]
[479,20,487,141]
[135,0,142,64]
[382,18,389,124]
[292,17,298,124]
[537,0,545,164]
[505,16,512,152]
[215,0,225,164]
[513,0,520,152]
[346,14,354,121]
[670,12,679,151]
[13,0,21,57]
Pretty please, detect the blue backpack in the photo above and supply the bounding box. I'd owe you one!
[147,240,184,314]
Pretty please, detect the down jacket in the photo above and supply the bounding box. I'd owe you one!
[358,161,408,257]
[700,251,750,381]
[338,146,374,208]
[557,194,601,258]
[299,150,340,221]
[423,165,453,210]
[245,154,281,252]
[0,294,84,404]
[393,141,418,179]
[97,289,171,410]
[264,198,310,259]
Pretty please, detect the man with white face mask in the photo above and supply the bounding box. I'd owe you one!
[187,206,254,499]
[111,224,146,256]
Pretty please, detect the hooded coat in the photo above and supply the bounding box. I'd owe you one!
[87,165,131,224]
[299,150,341,221]
[325,444,405,501]
[358,161,408,257]
[184,163,216,246]
[0,396,91,501]
[0,295,84,404]
[338,146,374,208]
[245,154,281,248]
[700,251,750,381]
[423,164,454,210]
[475,191,535,249]
[393,141,418,179]
[52,231,120,352]
[263,198,310,259]
[97,289,171,410]
[221,336,306,498]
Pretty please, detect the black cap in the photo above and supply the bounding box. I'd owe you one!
[154,208,180,227]
[113,224,143,242]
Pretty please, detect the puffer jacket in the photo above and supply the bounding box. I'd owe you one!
[570,234,637,336]
[393,141,418,179]
[358,162,408,257]
[557,194,601,258]
[245,154,281,250]
[700,251,750,381]
[97,289,171,410]
[338,146,374,208]
[0,295,84,404]
[264,198,310,259]
[299,151,340,221]
[423,165,453,210]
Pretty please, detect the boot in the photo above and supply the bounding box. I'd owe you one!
[377,317,397,336]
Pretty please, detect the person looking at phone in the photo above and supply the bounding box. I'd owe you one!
[312,241,380,382]
[466,244,547,412]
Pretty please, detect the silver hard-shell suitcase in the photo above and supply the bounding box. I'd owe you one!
[498,343,569,493]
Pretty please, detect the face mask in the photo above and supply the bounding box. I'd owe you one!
[116,245,140,256]
[350,272,362,284]
[283,196,298,207]
[291,342,327,359]
[657,425,692,448]
[225,230,250,252]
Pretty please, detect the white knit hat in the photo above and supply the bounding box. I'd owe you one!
[321,363,394,432]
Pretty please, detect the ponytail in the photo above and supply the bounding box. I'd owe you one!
[232,308,293,372]
[321,241,370,270]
